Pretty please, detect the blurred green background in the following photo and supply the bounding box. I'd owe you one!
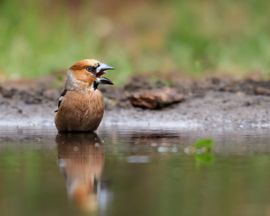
[1,0,270,83]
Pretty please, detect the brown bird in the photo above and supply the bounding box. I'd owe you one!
[55,59,113,132]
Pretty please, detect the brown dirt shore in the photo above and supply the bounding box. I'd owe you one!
[1,76,270,130]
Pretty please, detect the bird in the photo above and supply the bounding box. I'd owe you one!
[55,59,114,132]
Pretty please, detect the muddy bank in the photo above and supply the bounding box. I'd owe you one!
[1,76,270,130]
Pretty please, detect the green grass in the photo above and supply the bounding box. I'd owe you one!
[1,0,270,83]
[194,138,215,165]
[169,0,270,75]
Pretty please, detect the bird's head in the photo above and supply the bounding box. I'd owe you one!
[68,59,114,90]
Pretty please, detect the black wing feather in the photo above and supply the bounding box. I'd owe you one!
[55,89,67,112]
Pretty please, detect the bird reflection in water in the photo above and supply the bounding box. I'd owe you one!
[56,133,109,212]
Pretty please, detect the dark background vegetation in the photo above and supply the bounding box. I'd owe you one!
[1,0,270,83]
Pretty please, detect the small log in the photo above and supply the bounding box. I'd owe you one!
[129,87,184,109]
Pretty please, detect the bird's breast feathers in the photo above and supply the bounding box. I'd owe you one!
[58,90,104,113]
[55,90,104,131]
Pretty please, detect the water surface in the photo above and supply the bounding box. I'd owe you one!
[0,127,270,216]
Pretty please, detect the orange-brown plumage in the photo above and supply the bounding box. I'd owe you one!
[70,59,101,71]
[55,59,113,132]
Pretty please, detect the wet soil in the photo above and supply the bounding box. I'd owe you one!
[1,76,270,130]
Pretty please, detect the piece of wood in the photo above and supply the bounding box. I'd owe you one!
[129,87,184,109]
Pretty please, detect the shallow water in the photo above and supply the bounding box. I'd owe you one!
[1,127,270,216]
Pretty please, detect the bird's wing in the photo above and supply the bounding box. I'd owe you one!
[55,89,67,112]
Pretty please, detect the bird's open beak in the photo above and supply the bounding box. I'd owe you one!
[97,77,113,85]
[96,63,114,77]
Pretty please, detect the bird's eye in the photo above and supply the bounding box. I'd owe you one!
[86,66,96,73]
